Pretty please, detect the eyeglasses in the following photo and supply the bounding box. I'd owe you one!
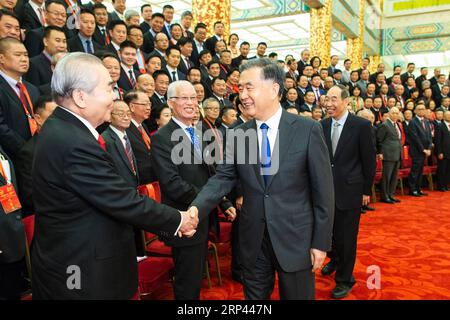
[132,102,151,107]
[170,96,197,102]
[111,112,132,118]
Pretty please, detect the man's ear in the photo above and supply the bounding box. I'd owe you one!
[272,82,281,100]
[72,89,87,109]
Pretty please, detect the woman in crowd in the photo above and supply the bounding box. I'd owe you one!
[228,33,239,59]
[225,68,240,99]
[349,85,364,113]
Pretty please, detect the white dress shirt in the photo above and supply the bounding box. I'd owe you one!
[331,110,349,143]
[29,0,45,25]
[255,106,283,160]
[0,70,21,96]
[109,125,127,149]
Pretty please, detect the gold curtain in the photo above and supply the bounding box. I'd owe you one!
[347,0,365,70]
[192,0,231,40]
[310,0,333,68]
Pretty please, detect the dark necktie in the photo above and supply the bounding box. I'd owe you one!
[129,69,136,88]
[123,134,136,173]
[172,71,177,82]
[260,123,271,185]
[86,40,93,54]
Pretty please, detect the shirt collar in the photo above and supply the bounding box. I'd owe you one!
[166,65,177,73]
[332,109,349,126]
[0,70,21,91]
[131,119,142,128]
[255,106,283,131]
[121,63,133,73]
[111,41,120,51]
[29,0,44,11]
[58,106,99,139]
[416,115,424,121]
[110,125,126,140]
[78,33,92,42]
[172,116,192,131]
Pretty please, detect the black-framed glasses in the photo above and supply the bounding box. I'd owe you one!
[170,96,197,102]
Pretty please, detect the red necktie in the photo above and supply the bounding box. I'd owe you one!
[138,125,151,150]
[98,135,106,151]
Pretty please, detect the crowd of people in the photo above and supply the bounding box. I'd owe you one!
[1,0,450,301]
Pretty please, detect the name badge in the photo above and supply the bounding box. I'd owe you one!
[0,184,22,214]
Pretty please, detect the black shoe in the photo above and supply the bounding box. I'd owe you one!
[437,188,447,192]
[389,197,400,203]
[380,199,395,204]
[418,191,428,196]
[362,205,375,211]
[409,191,421,197]
[321,262,336,276]
[331,284,353,299]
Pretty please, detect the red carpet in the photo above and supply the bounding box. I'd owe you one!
[149,191,450,300]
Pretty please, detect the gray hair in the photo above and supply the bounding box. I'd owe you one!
[51,52,102,102]
[331,84,350,99]
[239,58,285,98]
[167,80,194,100]
[203,97,220,109]
[125,9,140,20]
[181,10,192,19]
[422,80,431,89]
[395,84,404,90]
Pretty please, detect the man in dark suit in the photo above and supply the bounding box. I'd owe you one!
[92,3,110,47]
[177,37,194,76]
[190,23,207,66]
[0,38,40,159]
[231,41,250,69]
[108,0,125,22]
[0,145,26,300]
[320,84,376,299]
[297,49,310,76]
[209,77,232,109]
[24,0,75,58]
[15,96,56,217]
[24,26,66,87]
[0,9,21,40]
[139,4,152,34]
[117,41,141,92]
[180,10,194,39]
[434,111,450,191]
[20,0,45,31]
[124,90,154,185]
[401,62,415,85]
[407,104,433,196]
[142,12,164,54]
[190,59,335,300]
[151,80,235,300]
[376,107,403,203]
[147,70,170,131]
[105,20,127,56]
[164,47,187,83]
[31,52,197,299]
[67,9,103,54]
[204,21,224,54]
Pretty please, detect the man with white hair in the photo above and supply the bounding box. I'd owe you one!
[151,80,236,299]
[31,53,198,299]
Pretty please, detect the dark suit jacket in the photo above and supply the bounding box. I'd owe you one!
[125,122,154,185]
[0,146,25,264]
[21,2,43,31]
[164,67,186,83]
[31,107,180,299]
[117,67,140,92]
[15,133,38,217]
[376,120,402,162]
[108,11,122,22]
[151,119,231,247]
[101,126,139,187]
[105,43,120,56]
[435,122,450,158]
[401,72,414,85]
[23,52,52,87]
[178,56,192,76]
[321,113,376,210]
[231,55,247,69]
[68,35,104,54]
[190,41,205,67]
[297,60,308,76]
[24,27,75,58]
[0,76,40,158]
[92,26,108,47]
[407,116,433,158]
[142,30,155,54]
[204,36,219,55]
[192,110,335,272]
[140,21,151,34]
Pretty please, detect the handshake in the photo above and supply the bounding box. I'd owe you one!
[177,206,199,238]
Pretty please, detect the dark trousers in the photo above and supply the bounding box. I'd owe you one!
[408,154,425,192]
[328,207,361,286]
[241,227,315,300]
[231,213,242,279]
[172,241,208,300]
[381,160,400,200]
[437,158,450,189]
[0,260,25,300]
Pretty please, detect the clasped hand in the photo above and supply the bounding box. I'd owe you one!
[178,206,199,238]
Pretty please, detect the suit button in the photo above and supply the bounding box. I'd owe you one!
[331,164,334,168]
[264,194,269,198]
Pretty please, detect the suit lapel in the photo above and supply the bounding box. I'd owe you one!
[322,118,333,161]
[265,110,296,190]
[249,119,265,191]
[333,113,354,160]
[108,128,135,175]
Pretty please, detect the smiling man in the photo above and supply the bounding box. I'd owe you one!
[189,58,334,300]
